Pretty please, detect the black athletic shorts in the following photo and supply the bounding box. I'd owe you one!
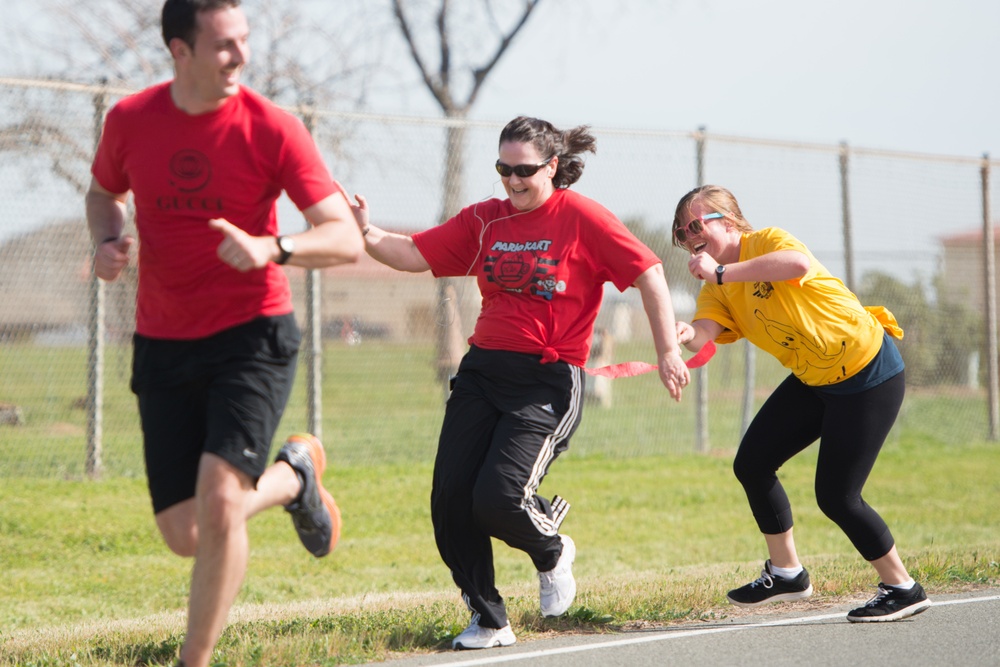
[131,314,300,514]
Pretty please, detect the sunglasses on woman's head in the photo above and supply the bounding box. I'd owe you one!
[674,212,724,244]
[495,158,552,178]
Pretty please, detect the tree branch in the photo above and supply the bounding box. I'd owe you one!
[436,0,451,103]
[391,0,452,111]
[0,120,92,194]
[468,0,542,106]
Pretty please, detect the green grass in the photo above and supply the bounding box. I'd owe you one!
[2,340,999,664]
[1,437,999,666]
[1,340,994,475]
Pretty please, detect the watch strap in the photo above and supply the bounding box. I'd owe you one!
[276,236,293,265]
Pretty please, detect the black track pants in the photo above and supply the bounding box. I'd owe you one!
[431,346,584,629]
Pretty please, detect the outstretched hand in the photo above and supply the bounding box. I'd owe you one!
[675,321,696,346]
[209,218,274,272]
[658,351,689,402]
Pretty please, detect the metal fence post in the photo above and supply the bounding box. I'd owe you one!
[982,153,998,441]
[85,79,108,478]
[839,141,855,292]
[301,104,323,439]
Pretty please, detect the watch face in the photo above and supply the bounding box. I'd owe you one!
[279,236,295,253]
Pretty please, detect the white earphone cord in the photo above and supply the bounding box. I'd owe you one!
[436,180,533,328]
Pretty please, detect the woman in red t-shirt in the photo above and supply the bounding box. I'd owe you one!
[353,116,689,650]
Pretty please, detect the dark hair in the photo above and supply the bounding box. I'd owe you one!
[162,0,241,49]
[498,116,596,189]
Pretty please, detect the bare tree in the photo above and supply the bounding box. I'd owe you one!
[0,118,95,195]
[391,0,541,219]
[53,0,170,87]
[390,0,544,384]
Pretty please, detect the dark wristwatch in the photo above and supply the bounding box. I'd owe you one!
[715,264,726,285]
[275,236,294,265]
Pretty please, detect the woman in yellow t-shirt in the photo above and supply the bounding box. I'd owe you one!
[672,185,931,623]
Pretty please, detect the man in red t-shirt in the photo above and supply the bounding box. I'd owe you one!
[85,2,362,666]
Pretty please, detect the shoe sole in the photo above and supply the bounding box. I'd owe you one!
[287,433,341,555]
[846,598,932,623]
[453,635,517,650]
[727,585,814,608]
[453,639,516,650]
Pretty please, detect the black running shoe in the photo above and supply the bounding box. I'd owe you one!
[727,559,813,608]
[847,582,931,622]
[276,433,341,558]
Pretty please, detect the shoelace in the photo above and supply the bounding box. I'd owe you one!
[749,569,775,590]
[863,585,892,608]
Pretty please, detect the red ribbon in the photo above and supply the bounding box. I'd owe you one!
[584,340,716,379]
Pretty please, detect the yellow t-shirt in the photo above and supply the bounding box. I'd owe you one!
[693,227,902,387]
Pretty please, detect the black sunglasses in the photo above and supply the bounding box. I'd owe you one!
[495,158,552,178]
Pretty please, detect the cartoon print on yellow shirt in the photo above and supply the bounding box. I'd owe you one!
[752,281,774,299]
[754,310,847,379]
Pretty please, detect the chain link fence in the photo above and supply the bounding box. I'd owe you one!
[1,77,997,479]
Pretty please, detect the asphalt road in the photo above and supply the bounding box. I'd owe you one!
[366,589,1000,667]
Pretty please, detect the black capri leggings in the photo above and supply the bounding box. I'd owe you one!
[733,370,905,561]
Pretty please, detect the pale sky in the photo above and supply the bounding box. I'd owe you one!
[2,0,996,158]
[0,0,995,258]
[388,0,999,159]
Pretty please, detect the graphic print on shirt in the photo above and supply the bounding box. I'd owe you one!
[484,239,564,300]
[170,150,212,192]
[753,281,774,299]
[158,149,223,212]
[754,309,847,380]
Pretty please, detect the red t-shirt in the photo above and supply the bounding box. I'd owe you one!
[91,82,341,339]
[412,188,660,367]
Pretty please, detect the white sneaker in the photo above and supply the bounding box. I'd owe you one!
[539,534,576,617]
[451,618,517,650]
